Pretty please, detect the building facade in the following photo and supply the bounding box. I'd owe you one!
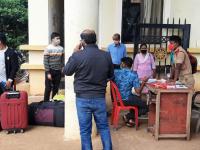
[26,0,200,140]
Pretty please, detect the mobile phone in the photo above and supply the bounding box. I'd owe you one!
[80,40,85,49]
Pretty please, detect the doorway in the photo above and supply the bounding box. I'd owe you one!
[48,0,65,90]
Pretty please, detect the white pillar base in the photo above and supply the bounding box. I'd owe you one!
[64,0,99,140]
[64,89,80,140]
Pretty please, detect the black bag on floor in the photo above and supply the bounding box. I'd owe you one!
[28,101,64,127]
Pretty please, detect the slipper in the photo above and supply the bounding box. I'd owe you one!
[123,115,128,123]
[126,119,135,127]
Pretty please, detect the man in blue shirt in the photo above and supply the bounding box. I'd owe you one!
[107,33,127,69]
[114,57,148,127]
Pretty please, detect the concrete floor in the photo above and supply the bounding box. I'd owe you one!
[1,96,200,150]
[1,122,200,150]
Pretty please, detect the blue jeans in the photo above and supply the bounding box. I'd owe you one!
[76,97,112,150]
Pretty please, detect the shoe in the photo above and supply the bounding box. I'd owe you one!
[126,119,135,127]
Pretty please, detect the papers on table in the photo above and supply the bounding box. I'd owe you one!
[166,85,176,89]
[175,84,188,89]
[147,78,157,83]
[166,83,188,89]
[147,79,188,89]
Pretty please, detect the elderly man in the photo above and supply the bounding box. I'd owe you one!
[64,29,113,150]
[107,33,127,69]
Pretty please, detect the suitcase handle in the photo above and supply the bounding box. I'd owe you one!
[39,100,64,105]
[6,91,20,99]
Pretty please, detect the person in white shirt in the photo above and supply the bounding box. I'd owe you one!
[0,32,19,95]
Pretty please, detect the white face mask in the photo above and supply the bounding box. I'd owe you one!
[113,40,120,45]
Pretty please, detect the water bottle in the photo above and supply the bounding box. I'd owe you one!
[166,73,171,81]
[0,81,6,91]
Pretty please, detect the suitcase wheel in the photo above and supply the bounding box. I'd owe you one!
[5,129,25,134]
[20,129,24,133]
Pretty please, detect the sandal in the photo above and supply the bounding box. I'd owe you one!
[126,119,135,127]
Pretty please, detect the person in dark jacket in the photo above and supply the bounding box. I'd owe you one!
[0,33,19,95]
[64,29,113,150]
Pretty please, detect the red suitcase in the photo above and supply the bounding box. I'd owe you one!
[0,91,28,133]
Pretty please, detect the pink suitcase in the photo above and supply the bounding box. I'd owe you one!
[0,91,28,133]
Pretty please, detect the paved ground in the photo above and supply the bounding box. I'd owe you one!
[1,96,200,150]
[1,121,200,150]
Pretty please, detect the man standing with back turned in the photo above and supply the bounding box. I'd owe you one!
[64,29,113,150]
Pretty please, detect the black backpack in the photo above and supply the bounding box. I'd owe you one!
[187,51,198,74]
[14,50,28,83]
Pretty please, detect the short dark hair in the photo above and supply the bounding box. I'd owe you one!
[0,32,7,45]
[51,32,61,40]
[169,35,182,46]
[121,57,133,68]
[80,29,97,44]
[112,33,120,41]
[140,43,147,49]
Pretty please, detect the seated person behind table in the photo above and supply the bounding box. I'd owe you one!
[107,33,127,69]
[114,57,148,127]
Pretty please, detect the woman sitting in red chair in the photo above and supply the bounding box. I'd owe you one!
[114,57,148,127]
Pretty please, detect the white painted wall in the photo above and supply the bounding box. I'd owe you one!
[28,0,49,45]
[164,0,200,48]
[100,0,200,49]
[163,0,171,23]
[99,0,122,49]
[64,0,99,140]
[28,0,200,48]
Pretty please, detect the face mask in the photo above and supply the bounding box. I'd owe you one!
[141,50,147,54]
[114,41,120,46]
[168,43,175,51]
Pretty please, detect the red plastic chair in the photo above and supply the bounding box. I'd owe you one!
[110,81,139,129]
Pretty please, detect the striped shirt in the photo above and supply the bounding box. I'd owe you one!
[43,44,64,72]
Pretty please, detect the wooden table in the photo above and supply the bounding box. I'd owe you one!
[146,84,193,140]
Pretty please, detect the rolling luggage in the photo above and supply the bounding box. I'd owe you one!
[28,101,64,127]
[0,91,28,133]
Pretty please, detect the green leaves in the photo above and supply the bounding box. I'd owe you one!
[0,0,28,49]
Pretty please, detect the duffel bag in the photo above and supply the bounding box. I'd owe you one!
[28,100,64,127]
